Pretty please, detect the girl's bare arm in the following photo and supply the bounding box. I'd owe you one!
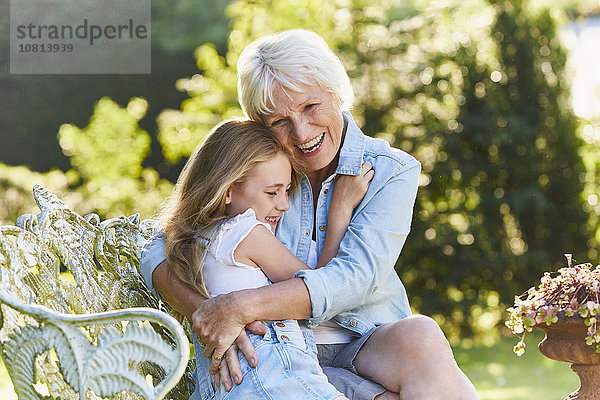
[317,162,373,268]
[237,162,374,282]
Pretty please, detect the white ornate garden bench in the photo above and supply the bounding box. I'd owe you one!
[0,185,195,399]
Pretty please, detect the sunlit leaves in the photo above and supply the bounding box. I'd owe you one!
[59,97,149,182]
[157,44,242,164]
[55,97,173,219]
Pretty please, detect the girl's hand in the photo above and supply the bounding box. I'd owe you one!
[316,162,374,269]
[331,161,374,211]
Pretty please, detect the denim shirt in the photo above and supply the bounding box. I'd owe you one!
[140,112,421,337]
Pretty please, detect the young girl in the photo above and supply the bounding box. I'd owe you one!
[159,119,373,399]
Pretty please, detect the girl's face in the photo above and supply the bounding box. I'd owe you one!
[225,153,292,232]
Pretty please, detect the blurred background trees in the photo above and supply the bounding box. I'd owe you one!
[2,0,599,343]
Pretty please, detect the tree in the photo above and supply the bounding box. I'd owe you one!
[405,0,589,340]
[0,98,172,225]
[0,0,230,175]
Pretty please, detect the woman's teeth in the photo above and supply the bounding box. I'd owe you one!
[297,132,324,154]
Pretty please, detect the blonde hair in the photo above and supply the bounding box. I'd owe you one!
[237,29,354,124]
[160,119,301,300]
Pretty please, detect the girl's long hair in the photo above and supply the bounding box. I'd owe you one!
[159,119,301,302]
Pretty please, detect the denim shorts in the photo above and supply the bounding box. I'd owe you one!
[191,320,343,400]
[317,327,387,400]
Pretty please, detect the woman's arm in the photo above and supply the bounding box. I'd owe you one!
[141,160,373,321]
[295,158,421,325]
[151,260,205,320]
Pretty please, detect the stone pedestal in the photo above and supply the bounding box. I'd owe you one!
[538,315,600,400]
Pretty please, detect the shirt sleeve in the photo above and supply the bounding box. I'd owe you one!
[294,158,421,324]
[140,230,166,295]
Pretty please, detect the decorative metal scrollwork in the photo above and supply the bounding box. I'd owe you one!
[0,185,195,399]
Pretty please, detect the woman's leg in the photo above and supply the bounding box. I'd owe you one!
[374,392,399,400]
[353,315,479,400]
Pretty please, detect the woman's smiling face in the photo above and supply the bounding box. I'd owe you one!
[264,83,344,177]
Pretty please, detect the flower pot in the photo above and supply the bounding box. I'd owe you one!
[538,314,600,399]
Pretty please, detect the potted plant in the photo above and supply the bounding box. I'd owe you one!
[506,255,600,400]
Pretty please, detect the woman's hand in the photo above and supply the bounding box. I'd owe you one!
[192,291,268,377]
[213,321,267,391]
[192,292,249,374]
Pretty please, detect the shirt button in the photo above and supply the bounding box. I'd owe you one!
[305,229,310,236]
[276,322,285,327]
[324,188,329,194]
[319,225,325,231]
[281,335,290,341]
[349,320,356,327]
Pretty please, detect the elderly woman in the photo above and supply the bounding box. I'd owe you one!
[142,29,479,400]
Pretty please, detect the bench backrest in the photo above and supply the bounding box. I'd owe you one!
[0,185,195,399]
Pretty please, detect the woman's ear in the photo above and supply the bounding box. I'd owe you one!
[225,187,232,205]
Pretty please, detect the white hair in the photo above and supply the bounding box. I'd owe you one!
[237,29,354,124]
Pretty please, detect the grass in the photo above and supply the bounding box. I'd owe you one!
[0,331,580,399]
[454,331,579,399]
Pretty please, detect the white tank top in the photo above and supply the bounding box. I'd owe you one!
[202,209,272,297]
[307,240,354,344]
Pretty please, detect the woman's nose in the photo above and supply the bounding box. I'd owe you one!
[290,116,312,143]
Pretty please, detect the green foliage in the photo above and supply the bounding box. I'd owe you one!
[158,44,243,163]
[152,0,230,53]
[580,126,600,260]
[156,0,342,163]
[57,97,173,219]
[1,98,173,225]
[0,165,71,225]
[59,97,150,182]
[0,0,229,173]
[553,0,600,19]
[404,0,590,338]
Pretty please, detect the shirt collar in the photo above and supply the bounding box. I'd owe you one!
[335,112,366,176]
